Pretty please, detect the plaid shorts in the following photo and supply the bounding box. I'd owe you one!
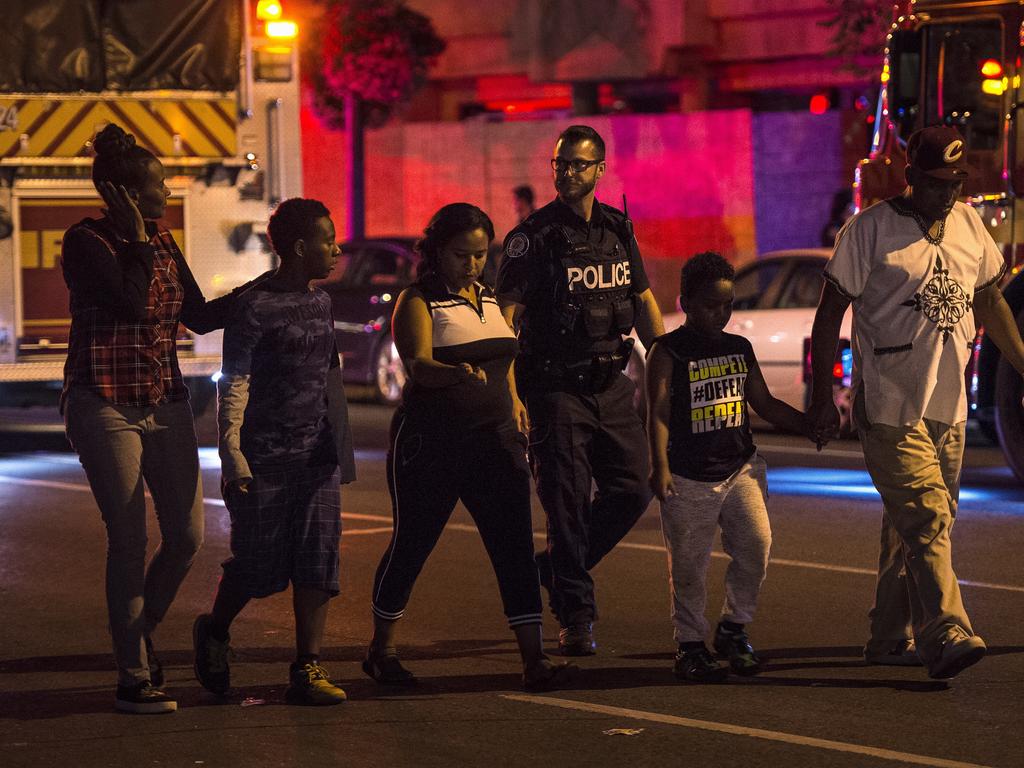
[221,462,342,598]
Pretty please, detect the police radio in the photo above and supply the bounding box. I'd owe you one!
[622,194,636,258]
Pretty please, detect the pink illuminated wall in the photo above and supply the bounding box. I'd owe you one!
[301,110,756,311]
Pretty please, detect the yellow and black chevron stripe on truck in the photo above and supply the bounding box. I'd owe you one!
[0,97,237,160]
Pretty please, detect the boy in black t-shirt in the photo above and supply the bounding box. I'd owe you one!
[646,252,812,682]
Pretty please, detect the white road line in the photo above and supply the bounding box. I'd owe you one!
[2,474,1022,594]
[501,695,994,768]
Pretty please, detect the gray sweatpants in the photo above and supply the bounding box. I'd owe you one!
[659,454,771,643]
[64,388,204,686]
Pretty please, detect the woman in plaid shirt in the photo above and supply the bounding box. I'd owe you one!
[61,124,262,714]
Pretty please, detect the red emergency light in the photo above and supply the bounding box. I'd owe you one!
[980,59,1003,78]
[809,93,830,115]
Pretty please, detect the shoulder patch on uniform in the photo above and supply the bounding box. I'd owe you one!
[505,232,529,259]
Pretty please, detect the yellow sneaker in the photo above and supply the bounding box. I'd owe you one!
[285,662,347,706]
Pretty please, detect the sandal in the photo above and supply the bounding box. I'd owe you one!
[362,647,417,686]
[523,655,577,692]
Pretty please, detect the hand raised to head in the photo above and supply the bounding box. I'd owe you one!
[98,181,146,243]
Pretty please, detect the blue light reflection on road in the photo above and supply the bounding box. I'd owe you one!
[1,452,1021,513]
[767,467,1024,513]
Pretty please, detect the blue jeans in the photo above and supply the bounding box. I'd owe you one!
[64,388,204,686]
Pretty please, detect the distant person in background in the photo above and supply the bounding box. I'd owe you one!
[513,184,536,224]
[482,185,538,288]
[820,188,855,248]
[61,123,261,714]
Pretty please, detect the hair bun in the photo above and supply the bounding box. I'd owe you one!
[92,124,137,157]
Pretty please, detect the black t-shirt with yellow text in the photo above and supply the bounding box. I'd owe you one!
[662,325,756,482]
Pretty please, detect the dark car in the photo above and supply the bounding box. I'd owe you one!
[320,237,418,403]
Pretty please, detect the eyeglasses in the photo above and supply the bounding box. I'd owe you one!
[550,157,602,174]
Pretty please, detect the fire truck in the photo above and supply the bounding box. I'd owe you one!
[856,0,1024,482]
[0,0,303,415]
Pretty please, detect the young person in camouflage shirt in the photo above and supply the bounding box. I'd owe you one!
[192,198,356,705]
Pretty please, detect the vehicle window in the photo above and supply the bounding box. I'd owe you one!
[338,247,406,288]
[923,20,1002,151]
[732,261,782,310]
[777,261,826,309]
[889,29,922,142]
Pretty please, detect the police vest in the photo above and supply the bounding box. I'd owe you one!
[528,220,638,361]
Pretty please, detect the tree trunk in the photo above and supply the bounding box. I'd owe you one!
[345,92,366,240]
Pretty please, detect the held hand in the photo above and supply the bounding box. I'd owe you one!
[98,181,146,243]
[456,362,487,386]
[806,399,840,451]
[798,412,821,446]
[649,466,676,502]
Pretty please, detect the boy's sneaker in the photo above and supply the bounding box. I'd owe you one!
[674,645,728,683]
[864,638,923,667]
[193,614,231,695]
[286,662,347,705]
[144,636,164,688]
[713,623,763,676]
[558,623,597,656]
[115,681,177,714]
[927,629,986,680]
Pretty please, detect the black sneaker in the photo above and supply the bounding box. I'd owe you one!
[115,681,177,714]
[145,636,164,688]
[713,623,763,676]
[362,646,417,686]
[674,645,728,683]
[193,614,231,695]
[523,656,577,692]
[558,623,597,657]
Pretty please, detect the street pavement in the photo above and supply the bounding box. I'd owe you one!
[1,403,1022,768]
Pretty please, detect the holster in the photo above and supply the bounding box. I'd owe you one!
[523,338,635,395]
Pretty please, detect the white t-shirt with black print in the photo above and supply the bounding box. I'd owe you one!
[824,198,1005,427]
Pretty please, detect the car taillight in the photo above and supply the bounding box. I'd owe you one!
[803,337,852,387]
[968,329,983,410]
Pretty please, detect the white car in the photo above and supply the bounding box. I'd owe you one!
[629,249,854,431]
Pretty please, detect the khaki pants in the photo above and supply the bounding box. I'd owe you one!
[855,393,973,666]
[64,388,204,686]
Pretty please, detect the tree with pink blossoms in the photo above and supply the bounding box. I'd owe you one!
[307,0,445,237]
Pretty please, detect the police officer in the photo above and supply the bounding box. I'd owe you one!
[497,125,665,656]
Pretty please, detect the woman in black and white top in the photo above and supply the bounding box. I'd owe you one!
[362,203,574,692]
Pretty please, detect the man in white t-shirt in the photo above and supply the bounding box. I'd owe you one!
[808,126,1024,680]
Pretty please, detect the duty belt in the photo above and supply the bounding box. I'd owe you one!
[522,338,635,393]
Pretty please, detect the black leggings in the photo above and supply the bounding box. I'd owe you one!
[370,410,543,629]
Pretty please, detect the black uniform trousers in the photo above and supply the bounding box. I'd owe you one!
[370,408,544,629]
[525,373,652,626]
